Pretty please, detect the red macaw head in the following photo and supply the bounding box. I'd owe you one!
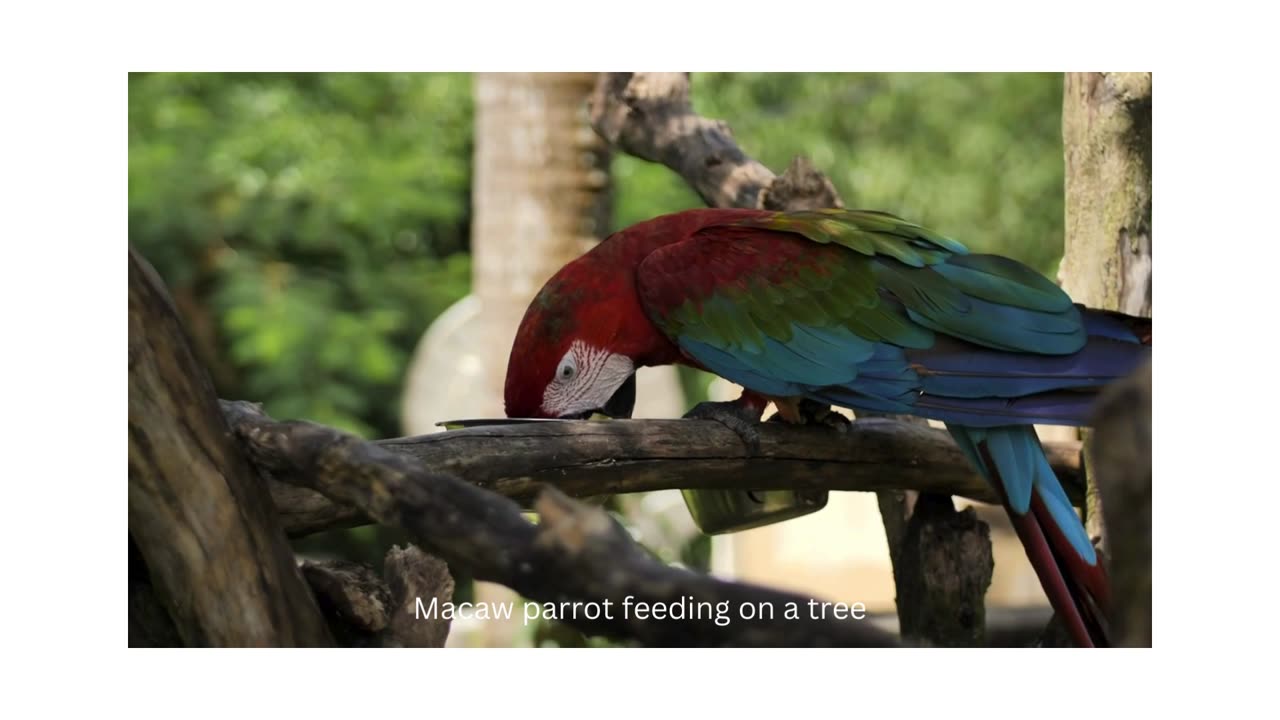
[502,208,756,419]
[502,252,641,420]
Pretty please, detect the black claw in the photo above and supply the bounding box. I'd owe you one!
[798,399,851,431]
[684,400,763,455]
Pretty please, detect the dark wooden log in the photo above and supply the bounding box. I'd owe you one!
[380,545,456,648]
[128,248,332,647]
[223,400,901,647]
[892,495,994,646]
[301,558,393,643]
[1092,363,1152,647]
[128,537,182,647]
[300,545,455,648]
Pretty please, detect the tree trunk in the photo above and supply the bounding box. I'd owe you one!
[1060,72,1152,542]
[1060,71,1152,645]
[129,248,332,647]
[1060,72,1152,318]
[470,73,613,359]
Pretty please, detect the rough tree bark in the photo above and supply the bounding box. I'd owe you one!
[302,545,455,647]
[223,401,901,647]
[1091,363,1152,647]
[131,249,454,648]
[1060,72,1152,629]
[1059,71,1152,646]
[266,418,1082,538]
[588,72,994,646]
[128,248,332,647]
[1061,73,1152,319]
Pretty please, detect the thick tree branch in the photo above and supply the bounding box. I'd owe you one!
[223,400,900,647]
[588,72,776,209]
[263,417,1082,537]
[128,248,331,647]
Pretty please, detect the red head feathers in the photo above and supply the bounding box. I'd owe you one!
[502,209,763,418]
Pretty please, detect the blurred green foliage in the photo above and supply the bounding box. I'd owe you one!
[129,72,473,437]
[615,73,1065,274]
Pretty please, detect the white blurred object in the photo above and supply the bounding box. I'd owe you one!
[401,294,486,435]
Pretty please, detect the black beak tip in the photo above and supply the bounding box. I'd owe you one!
[601,373,637,419]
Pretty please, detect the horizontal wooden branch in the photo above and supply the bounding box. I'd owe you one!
[264,415,1081,537]
[223,400,900,647]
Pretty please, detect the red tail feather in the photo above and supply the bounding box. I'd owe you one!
[978,445,1110,647]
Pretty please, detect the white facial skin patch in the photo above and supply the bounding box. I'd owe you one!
[541,340,634,417]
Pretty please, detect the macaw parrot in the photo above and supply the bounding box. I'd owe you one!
[503,207,1151,647]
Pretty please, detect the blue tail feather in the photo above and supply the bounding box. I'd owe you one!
[947,424,1096,565]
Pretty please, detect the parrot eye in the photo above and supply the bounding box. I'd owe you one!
[556,354,577,383]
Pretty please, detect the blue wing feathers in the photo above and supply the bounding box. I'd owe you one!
[787,324,876,369]
[678,338,804,397]
[933,254,1074,313]
[904,298,1086,356]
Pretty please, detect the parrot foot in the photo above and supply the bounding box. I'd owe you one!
[766,398,851,432]
[800,399,851,431]
[684,400,763,455]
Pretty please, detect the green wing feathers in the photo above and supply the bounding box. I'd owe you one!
[662,209,1085,357]
[731,209,969,266]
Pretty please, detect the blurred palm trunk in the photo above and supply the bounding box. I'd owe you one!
[404,73,612,439]
[471,73,614,381]
[402,73,685,646]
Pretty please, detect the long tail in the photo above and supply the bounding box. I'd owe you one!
[948,424,1110,647]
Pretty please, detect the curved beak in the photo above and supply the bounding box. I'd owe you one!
[600,372,636,419]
